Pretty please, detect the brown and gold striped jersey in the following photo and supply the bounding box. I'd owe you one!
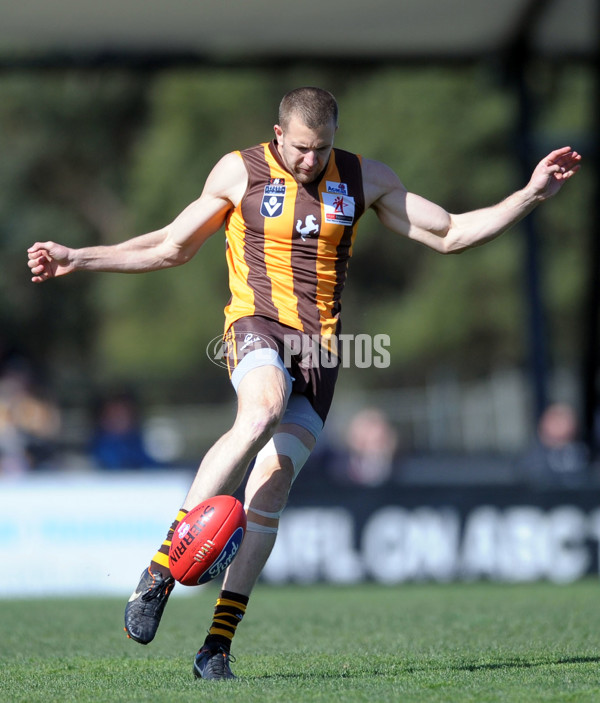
[223,140,365,340]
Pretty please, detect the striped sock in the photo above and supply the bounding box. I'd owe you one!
[150,508,188,578]
[204,590,249,651]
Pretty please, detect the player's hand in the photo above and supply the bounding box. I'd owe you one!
[27,241,75,282]
[528,147,581,200]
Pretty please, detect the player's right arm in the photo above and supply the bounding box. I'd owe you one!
[27,152,248,283]
[363,147,581,254]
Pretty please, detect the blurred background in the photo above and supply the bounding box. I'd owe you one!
[1,0,599,594]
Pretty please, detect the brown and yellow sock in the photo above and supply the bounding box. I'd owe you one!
[203,590,249,652]
[150,508,188,578]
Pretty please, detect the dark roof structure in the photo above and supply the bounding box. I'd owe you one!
[0,0,595,67]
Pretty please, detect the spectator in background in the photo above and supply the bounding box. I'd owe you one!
[0,358,61,476]
[523,402,589,487]
[89,390,162,470]
[329,407,401,486]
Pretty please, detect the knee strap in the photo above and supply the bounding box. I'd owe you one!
[245,505,281,535]
[254,432,312,482]
[245,521,279,534]
[245,505,283,519]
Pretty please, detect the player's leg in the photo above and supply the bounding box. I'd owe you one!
[124,362,290,645]
[224,423,315,594]
[193,446,300,681]
[181,363,290,508]
[193,451,301,680]
[195,397,322,680]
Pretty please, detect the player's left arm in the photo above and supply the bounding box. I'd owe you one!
[365,147,581,254]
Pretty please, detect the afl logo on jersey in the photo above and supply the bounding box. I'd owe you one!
[260,178,286,218]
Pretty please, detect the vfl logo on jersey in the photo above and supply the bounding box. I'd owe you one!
[296,215,320,241]
[260,178,286,218]
[326,181,348,195]
[322,192,355,226]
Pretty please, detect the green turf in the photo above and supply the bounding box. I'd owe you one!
[2,582,600,702]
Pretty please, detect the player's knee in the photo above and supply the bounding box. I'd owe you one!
[258,400,286,436]
[255,433,312,484]
[236,366,289,434]
[237,397,286,448]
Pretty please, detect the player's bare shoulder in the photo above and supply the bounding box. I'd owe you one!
[361,157,407,210]
[204,151,248,208]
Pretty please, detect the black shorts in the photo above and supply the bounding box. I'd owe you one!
[223,316,340,424]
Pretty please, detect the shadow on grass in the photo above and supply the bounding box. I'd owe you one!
[229,654,600,681]
[453,655,600,672]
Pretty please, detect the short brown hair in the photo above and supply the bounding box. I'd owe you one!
[278,87,338,130]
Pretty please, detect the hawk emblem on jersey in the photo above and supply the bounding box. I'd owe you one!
[296,215,320,241]
[260,178,286,218]
[322,192,355,225]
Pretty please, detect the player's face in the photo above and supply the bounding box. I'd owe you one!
[274,116,337,184]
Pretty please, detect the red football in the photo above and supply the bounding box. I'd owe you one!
[168,495,246,586]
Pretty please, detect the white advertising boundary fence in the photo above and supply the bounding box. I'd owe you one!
[0,472,192,597]
[2,471,600,597]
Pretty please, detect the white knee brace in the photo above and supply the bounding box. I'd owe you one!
[254,432,312,481]
[245,433,312,534]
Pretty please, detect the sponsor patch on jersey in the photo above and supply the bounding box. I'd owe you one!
[326,181,348,195]
[260,179,286,218]
[322,192,355,225]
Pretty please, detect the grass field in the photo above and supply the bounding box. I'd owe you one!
[2,581,600,702]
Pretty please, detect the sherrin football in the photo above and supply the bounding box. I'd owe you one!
[169,495,246,586]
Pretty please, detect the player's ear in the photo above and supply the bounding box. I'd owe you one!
[274,124,283,144]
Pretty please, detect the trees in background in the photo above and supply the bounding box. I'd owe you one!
[1,64,590,405]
